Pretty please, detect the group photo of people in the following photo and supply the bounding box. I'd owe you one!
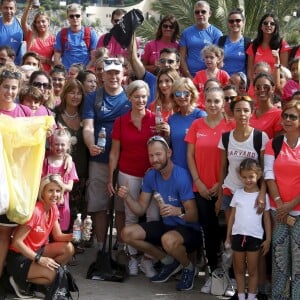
[0,0,300,299]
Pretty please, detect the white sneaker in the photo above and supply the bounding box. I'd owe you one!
[201,277,212,294]
[140,257,157,278]
[128,257,139,276]
[9,276,34,299]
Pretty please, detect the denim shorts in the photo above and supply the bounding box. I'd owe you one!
[221,194,233,211]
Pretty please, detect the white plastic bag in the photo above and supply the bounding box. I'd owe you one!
[0,133,9,215]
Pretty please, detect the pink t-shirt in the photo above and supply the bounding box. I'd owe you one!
[193,69,230,109]
[184,117,235,191]
[32,105,53,116]
[282,79,300,101]
[111,110,156,177]
[26,31,55,73]
[246,40,290,73]
[250,107,283,138]
[9,201,59,252]
[142,39,179,65]
[265,139,300,210]
[0,104,32,117]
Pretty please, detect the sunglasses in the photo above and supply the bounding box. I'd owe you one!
[263,21,275,26]
[32,82,51,89]
[162,24,174,29]
[159,58,176,64]
[69,14,81,19]
[174,91,190,98]
[233,95,252,102]
[228,19,242,24]
[1,70,22,79]
[113,19,121,24]
[147,135,170,149]
[255,84,271,92]
[104,59,122,66]
[194,10,207,15]
[282,112,299,121]
[224,96,236,102]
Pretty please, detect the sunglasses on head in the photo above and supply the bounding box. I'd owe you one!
[162,24,174,29]
[174,91,190,98]
[103,59,122,66]
[224,96,236,102]
[147,135,170,149]
[159,58,175,65]
[1,70,22,80]
[228,19,242,24]
[263,21,275,26]
[69,14,81,19]
[194,10,207,15]
[32,82,51,89]
[282,112,299,121]
[233,95,252,102]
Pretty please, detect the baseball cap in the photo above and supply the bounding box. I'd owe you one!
[103,58,123,72]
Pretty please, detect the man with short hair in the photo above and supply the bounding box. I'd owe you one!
[118,136,201,291]
[54,3,98,70]
[0,0,23,65]
[82,57,130,253]
[0,46,15,66]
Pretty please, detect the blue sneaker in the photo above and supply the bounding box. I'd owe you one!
[150,260,182,283]
[176,266,197,291]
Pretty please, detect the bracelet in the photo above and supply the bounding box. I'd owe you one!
[274,196,281,202]
[193,177,200,182]
[34,253,41,263]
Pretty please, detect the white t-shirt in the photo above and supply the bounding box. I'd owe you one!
[218,129,269,193]
[231,188,270,239]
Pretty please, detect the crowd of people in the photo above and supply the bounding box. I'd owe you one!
[0,0,300,299]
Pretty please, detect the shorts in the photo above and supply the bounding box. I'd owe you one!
[221,193,233,211]
[231,234,262,252]
[6,246,42,289]
[0,214,17,227]
[86,161,124,212]
[139,220,202,253]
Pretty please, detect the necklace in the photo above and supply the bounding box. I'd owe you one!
[64,110,78,120]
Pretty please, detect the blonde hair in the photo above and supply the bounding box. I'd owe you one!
[38,174,65,204]
[201,44,224,68]
[50,127,72,154]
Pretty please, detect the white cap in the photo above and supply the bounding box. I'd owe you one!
[103,58,123,72]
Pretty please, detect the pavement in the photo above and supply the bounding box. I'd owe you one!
[6,246,225,300]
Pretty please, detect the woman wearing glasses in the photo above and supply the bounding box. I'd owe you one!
[142,15,180,75]
[246,13,290,82]
[250,72,283,139]
[264,100,300,299]
[29,70,55,110]
[21,1,55,73]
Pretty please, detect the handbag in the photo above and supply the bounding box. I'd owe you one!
[45,265,79,300]
[211,268,229,296]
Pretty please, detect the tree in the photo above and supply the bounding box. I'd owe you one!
[136,0,300,44]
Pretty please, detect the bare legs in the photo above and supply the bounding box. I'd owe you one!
[0,226,12,277]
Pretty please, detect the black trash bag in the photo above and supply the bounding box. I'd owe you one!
[110,9,144,48]
[86,249,127,282]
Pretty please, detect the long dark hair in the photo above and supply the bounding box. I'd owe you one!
[252,13,282,55]
[155,15,180,42]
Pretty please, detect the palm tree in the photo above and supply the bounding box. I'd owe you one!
[137,0,300,44]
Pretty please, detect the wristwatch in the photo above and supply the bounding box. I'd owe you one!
[178,207,185,218]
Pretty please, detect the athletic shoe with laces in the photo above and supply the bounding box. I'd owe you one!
[140,257,157,278]
[150,260,182,283]
[201,276,212,294]
[176,266,197,291]
[128,257,139,276]
[9,276,34,299]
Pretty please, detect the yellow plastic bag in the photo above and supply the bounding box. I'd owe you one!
[0,115,55,224]
[0,133,9,215]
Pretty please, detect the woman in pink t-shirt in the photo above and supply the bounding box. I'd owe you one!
[142,15,180,74]
[247,13,290,81]
[264,100,300,299]
[21,2,55,73]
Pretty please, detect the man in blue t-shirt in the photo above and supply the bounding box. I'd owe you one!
[82,57,131,253]
[118,136,201,291]
[53,3,98,70]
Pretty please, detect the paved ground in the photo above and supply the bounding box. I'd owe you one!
[6,246,226,300]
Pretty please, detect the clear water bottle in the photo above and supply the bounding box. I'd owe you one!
[82,215,93,241]
[155,106,163,126]
[222,242,232,270]
[72,213,82,243]
[153,192,165,206]
[97,127,106,153]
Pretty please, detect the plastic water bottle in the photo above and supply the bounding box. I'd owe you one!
[82,215,93,241]
[72,213,82,243]
[155,106,163,126]
[222,242,232,270]
[97,127,106,153]
[153,192,165,206]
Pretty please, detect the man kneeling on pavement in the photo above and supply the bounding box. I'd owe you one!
[118,135,201,291]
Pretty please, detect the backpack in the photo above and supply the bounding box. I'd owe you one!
[218,35,251,71]
[60,26,91,54]
[222,129,263,161]
[103,33,112,47]
[271,134,284,159]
